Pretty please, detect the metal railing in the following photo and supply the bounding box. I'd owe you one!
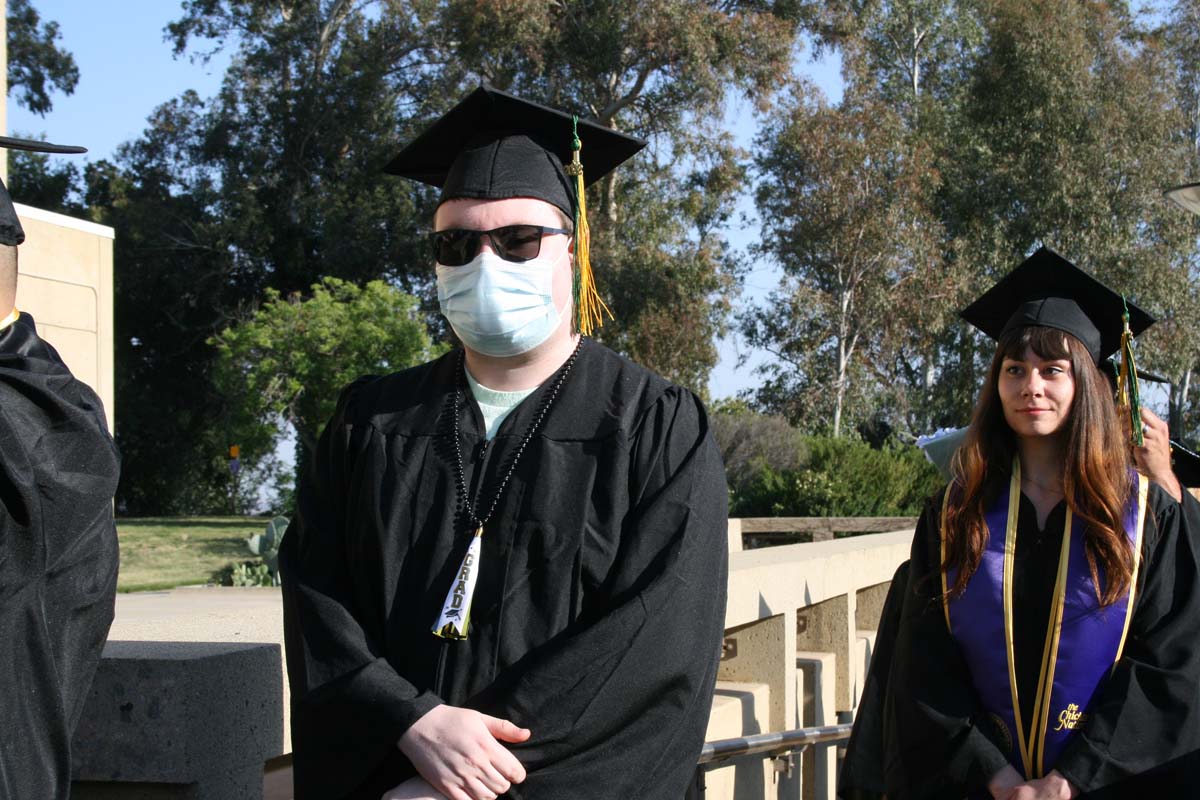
[687,724,854,798]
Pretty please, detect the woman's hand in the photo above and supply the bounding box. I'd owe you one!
[1136,408,1182,502]
[1004,770,1078,800]
[398,704,530,800]
[381,776,449,800]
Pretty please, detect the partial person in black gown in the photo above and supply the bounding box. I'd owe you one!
[280,86,729,800]
[842,247,1200,799]
[0,137,120,799]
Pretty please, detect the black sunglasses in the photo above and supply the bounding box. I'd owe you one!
[430,225,572,267]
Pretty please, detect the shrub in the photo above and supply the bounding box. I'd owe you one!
[730,434,941,518]
[710,403,808,498]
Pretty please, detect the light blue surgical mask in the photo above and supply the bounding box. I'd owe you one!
[436,249,568,357]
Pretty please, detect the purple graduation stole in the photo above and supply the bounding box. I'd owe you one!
[940,460,1147,779]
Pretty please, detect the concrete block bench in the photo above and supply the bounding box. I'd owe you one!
[71,641,283,800]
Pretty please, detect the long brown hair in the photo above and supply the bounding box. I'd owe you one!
[943,325,1133,606]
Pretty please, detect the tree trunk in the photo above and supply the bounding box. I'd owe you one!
[1172,368,1192,435]
[603,171,619,223]
[833,370,844,438]
[834,294,853,438]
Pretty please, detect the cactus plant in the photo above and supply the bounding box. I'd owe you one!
[247,516,289,586]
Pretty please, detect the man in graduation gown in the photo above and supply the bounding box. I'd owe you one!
[0,138,120,798]
[279,86,729,800]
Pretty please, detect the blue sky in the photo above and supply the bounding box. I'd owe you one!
[8,2,228,158]
[10,2,844,399]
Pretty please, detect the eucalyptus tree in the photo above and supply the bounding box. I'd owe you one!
[748,89,937,435]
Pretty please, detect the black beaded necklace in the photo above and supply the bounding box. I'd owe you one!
[433,338,583,640]
[452,338,582,531]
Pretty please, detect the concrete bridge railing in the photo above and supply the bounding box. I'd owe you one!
[703,523,911,800]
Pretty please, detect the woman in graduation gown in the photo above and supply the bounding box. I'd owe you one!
[876,249,1200,799]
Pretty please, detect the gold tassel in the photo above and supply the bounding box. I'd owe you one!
[566,116,612,336]
[1116,299,1143,448]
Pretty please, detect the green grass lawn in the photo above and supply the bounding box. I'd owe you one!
[116,517,272,593]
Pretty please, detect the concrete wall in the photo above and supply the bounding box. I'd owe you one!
[12,202,116,431]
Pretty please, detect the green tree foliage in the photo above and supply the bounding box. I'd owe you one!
[7,143,81,214]
[711,404,938,517]
[710,401,808,498]
[730,434,941,517]
[210,278,444,466]
[87,93,242,514]
[7,0,78,115]
[164,1,444,295]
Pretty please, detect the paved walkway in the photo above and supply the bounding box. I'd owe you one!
[111,585,283,643]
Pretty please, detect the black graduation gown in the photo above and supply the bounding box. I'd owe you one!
[0,313,120,799]
[279,339,729,800]
[838,560,909,799]
[871,481,1200,798]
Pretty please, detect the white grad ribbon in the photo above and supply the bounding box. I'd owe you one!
[432,528,483,640]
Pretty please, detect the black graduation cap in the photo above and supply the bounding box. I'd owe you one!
[960,246,1155,364]
[383,84,646,218]
[1170,440,1200,488]
[0,135,87,246]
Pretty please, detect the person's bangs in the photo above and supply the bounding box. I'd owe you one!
[999,325,1074,362]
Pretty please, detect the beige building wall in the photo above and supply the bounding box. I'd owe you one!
[12,202,116,432]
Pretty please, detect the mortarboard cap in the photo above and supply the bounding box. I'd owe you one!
[960,247,1155,364]
[0,135,87,246]
[916,426,968,481]
[1170,440,1200,488]
[383,84,645,218]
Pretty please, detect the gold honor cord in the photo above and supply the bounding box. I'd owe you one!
[0,307,18,332]
[939,488,952,630]
[432,526,484,640]
[1002,459,1035,779]
[1114,474,1148,666]
[1032,506,1073,777]
[1033,476,1145,775]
